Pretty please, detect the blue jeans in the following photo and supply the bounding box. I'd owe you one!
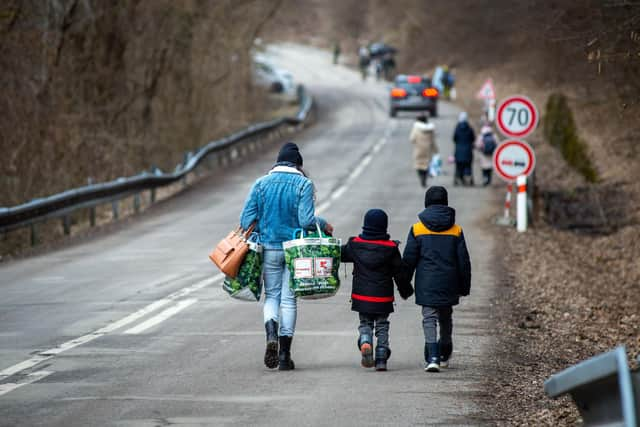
[263,249,297,337]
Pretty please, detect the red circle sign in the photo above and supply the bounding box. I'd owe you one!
[493,139,536,182]
[496,95,538,139]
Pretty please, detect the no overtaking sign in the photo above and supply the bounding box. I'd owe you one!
[493,139,536,182]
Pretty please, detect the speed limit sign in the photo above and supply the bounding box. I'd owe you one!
[496,95,538,139]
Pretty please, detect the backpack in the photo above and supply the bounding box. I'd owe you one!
[482,133,497,155]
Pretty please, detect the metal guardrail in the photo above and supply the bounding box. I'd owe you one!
[0,85,313,237]
[544,346,639,426]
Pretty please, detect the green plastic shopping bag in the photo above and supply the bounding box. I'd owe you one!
[283,224,341,299]
[222,235,263,301]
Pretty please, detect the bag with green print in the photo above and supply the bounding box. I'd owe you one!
[283,224,341,299]
[222,234,263,301]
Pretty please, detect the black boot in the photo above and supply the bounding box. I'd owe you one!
[375,346,391,371]
[264,320,278,369]
[278,336,295,371]
[417,169,427,188]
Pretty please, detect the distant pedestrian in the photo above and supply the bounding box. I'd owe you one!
[402,186,471,372]
[409,115,439,188]
[358,46,370,81]
[441,66,454,100]
[333,41,341,65]
[453,112,476,186]
[341,209,413,371]
[475,125,497,186]
[240,142,334,371]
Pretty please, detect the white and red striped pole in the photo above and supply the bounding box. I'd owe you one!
[504,183,512,220]
[516,175,527,232]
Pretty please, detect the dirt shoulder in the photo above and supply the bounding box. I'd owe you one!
[456,77,640,425]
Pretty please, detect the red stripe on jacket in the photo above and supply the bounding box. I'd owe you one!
[352,236,397,247]
[351,293,395,303]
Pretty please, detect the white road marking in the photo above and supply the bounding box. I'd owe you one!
[124,298,198,334]
[0,370,54,397]
[0,274,223,391]
[0,355,52,380]
[317,128,394,215]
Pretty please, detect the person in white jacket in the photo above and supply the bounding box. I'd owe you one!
[409,115,439,187]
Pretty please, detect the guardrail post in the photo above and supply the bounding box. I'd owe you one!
[133,193,141,214]
[62,216,71,235]
[30,224,37,246]
[89,207,96,227]
[112,200,119,220]
[150,188,156,203]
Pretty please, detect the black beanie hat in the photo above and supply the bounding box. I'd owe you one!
[276,142,303,166]
[425,186,448,207]
[360,208,390,240]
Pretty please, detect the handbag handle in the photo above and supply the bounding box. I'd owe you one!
[239,222,256,240]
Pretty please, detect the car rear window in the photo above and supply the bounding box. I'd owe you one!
[397,82,429,91]
[394,76,432,90]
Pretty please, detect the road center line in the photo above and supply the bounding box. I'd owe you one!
[124,298,198,335]
[317,121,395,215]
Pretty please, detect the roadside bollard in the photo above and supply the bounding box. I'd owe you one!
[517,175,527,232]
[504,183,512,220]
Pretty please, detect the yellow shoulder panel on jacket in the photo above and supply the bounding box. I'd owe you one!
[413,222,462,237]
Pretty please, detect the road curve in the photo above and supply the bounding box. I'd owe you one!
[0,44,497,426]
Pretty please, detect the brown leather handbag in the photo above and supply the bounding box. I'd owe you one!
[209,223,256,278]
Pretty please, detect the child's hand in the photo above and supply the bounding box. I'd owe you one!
[399,285,414,300]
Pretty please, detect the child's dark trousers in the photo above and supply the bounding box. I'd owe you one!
[359,313,390,349]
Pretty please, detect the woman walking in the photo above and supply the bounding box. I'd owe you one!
[409,115,439,188]
[240,142,333,370]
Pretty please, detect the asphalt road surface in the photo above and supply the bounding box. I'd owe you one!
[0,45,498,426]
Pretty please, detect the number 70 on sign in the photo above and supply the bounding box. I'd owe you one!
[496,95,539,139]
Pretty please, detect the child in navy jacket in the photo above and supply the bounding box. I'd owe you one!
[402,186,471,372]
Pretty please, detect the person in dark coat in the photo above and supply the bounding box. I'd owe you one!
[402,186,471,372]
[341,209,414,371]
[453,112,476,186]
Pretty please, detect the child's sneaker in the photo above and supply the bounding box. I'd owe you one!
[424,343,440,373]
[424,360,440,372]
[358,335,374,368]
[439,341,452,369]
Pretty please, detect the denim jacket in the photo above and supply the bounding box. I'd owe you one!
[240,164,327,249]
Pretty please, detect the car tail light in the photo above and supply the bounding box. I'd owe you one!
[407,75,421,83]
[391,88,407,98]
[422,88,439,97]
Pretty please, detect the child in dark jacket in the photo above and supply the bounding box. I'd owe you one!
[341,209,414,371]
[402,186,471,372]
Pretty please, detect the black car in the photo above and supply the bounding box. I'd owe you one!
[389,75,439,118]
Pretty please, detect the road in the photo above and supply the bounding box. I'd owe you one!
[0,45,498,426]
